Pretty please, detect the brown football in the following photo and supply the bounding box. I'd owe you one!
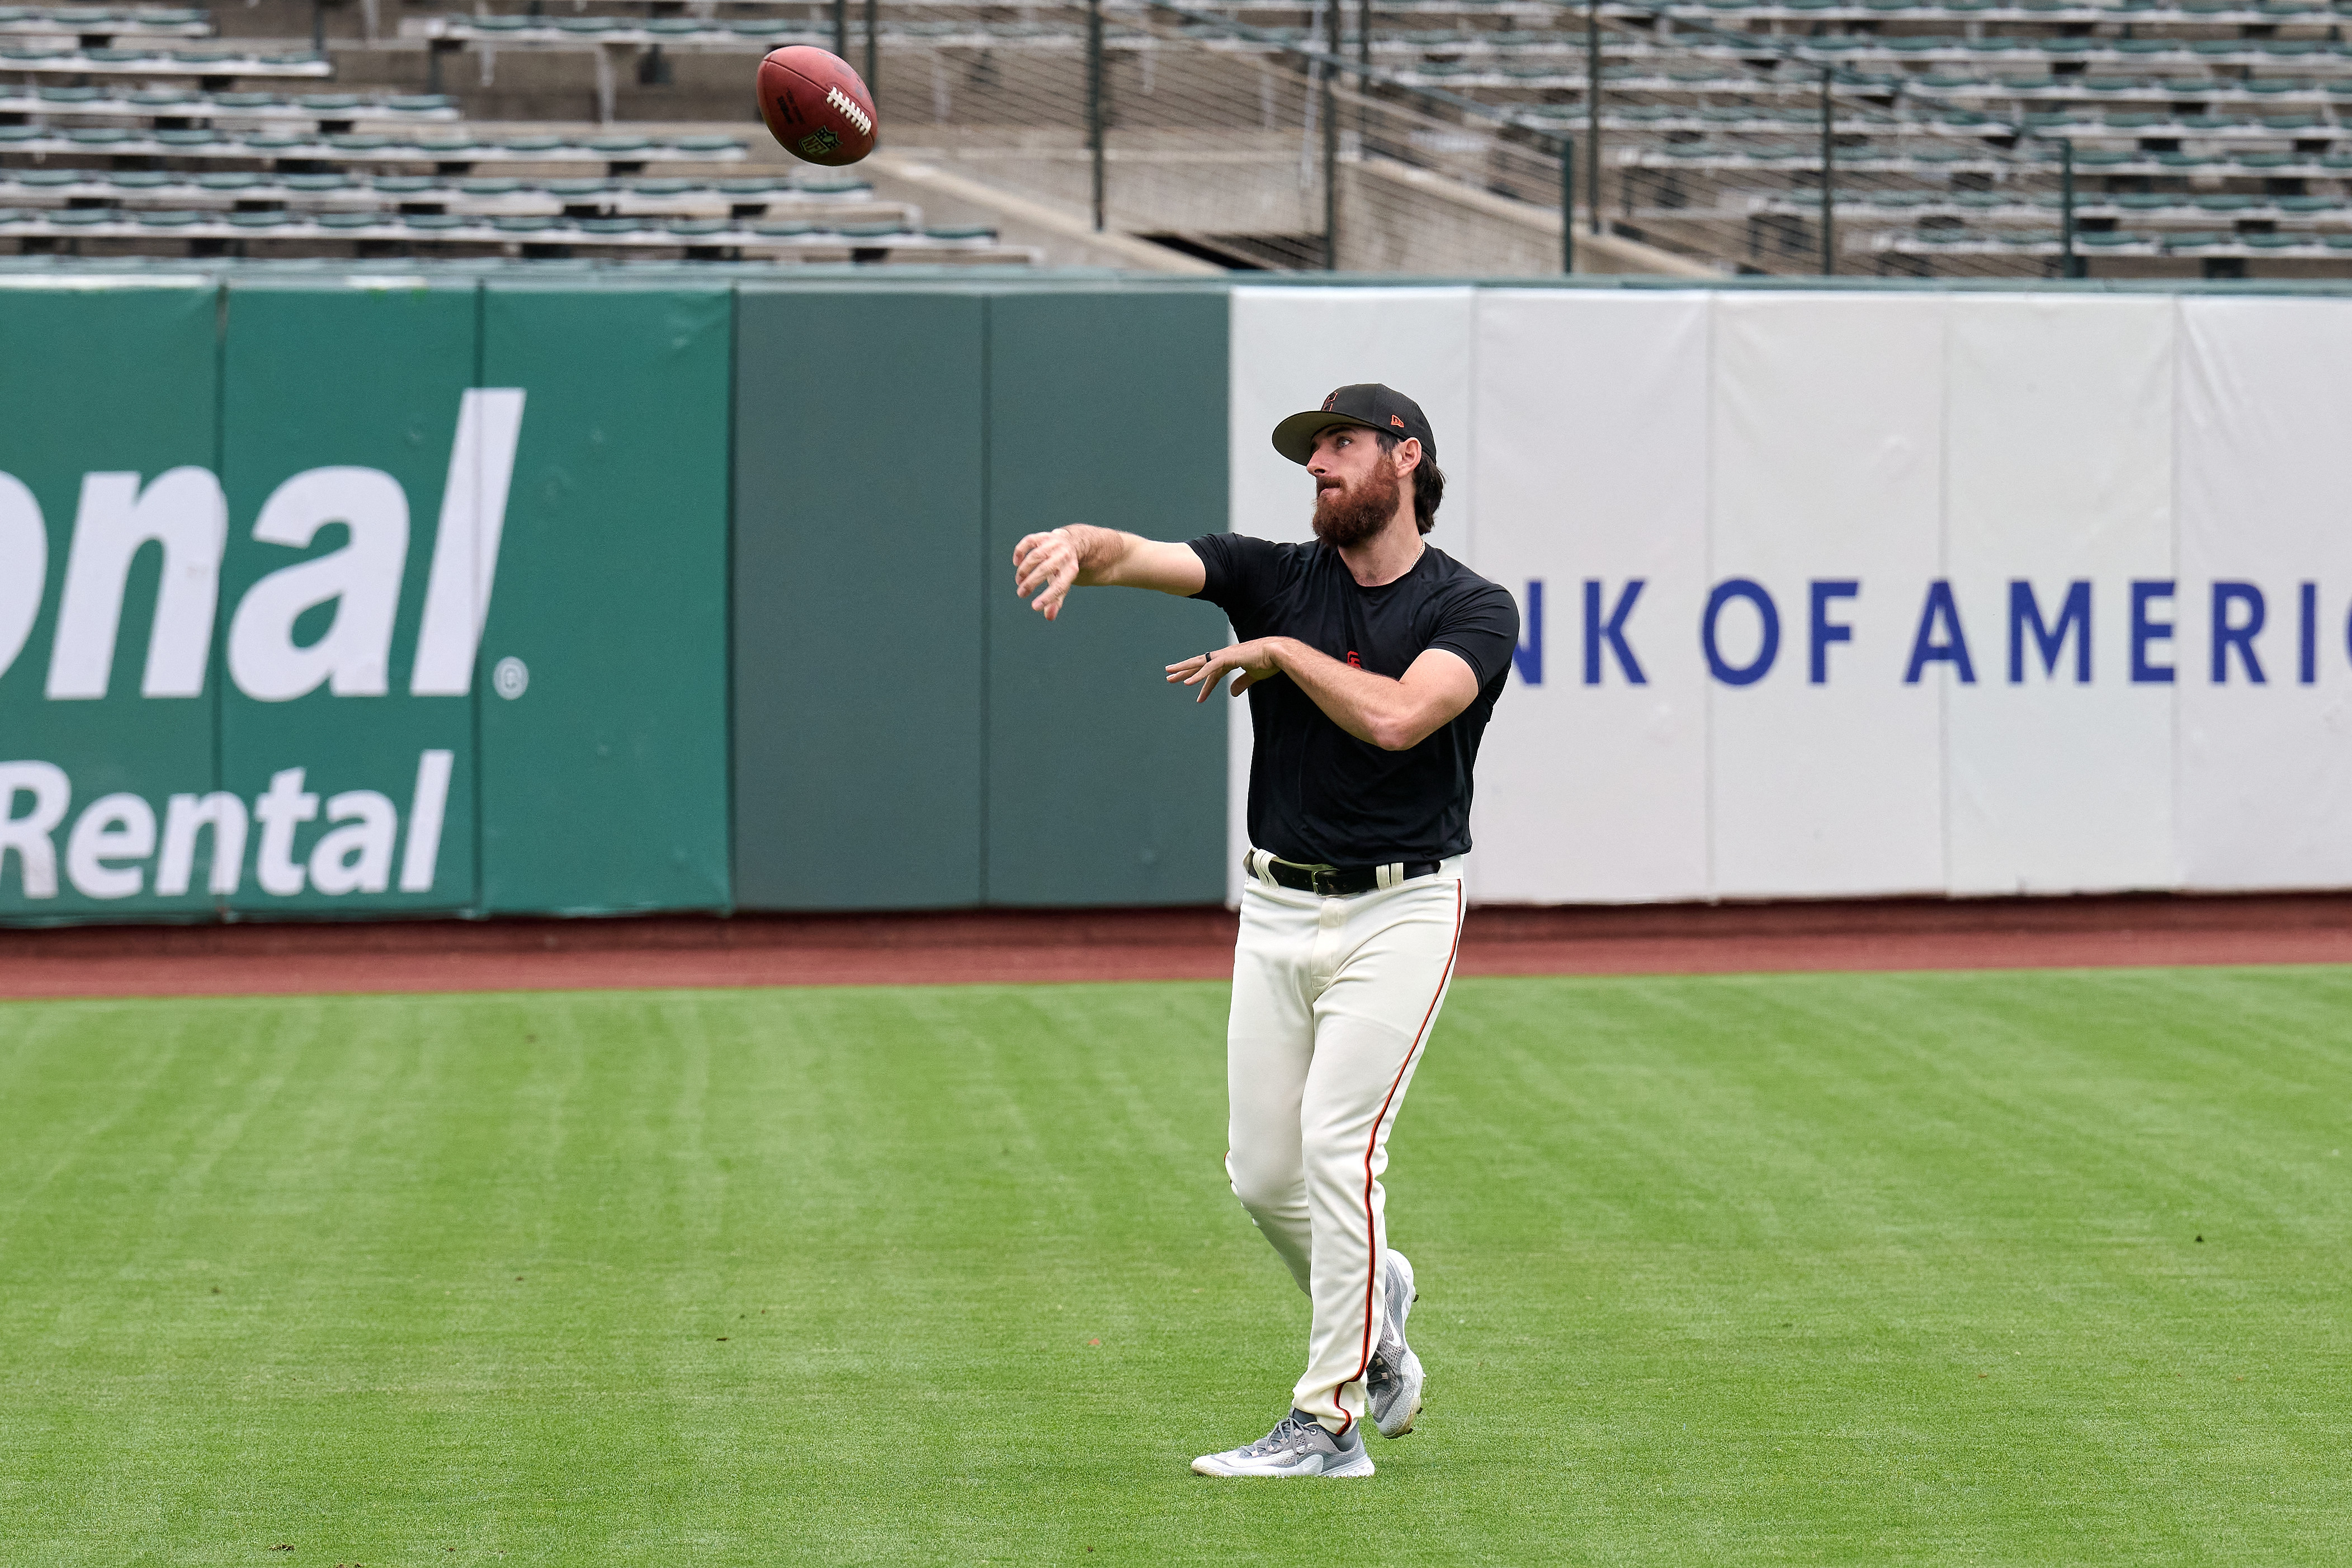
[755,46,877,167]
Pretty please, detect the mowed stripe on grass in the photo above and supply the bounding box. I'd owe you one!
[0,970,2345,1565]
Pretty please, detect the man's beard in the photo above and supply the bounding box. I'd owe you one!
[1311,460,1402,550]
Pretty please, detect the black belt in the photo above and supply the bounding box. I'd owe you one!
[1249,852,1443,898]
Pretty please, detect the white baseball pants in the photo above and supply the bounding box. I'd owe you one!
[1222,856,1466,1436]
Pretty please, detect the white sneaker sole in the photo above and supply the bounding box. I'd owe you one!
[1190,1451,1376,1479]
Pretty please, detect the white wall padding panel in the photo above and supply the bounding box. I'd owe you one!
[1707,293,1948,898]
[1467,290,1711,903]
[2176,298,2352,890]
[1943,295,2178,895]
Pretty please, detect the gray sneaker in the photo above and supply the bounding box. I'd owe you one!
[1190,1409,1375,1478]
[1366,1250,1424,1438]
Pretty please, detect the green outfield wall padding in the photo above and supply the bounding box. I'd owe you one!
[731,287,989,911]
[478,285,733,915]
[1,278,1241,927]
[216,281,481,915]
[0,283,220,920]
[983,289,1231,907]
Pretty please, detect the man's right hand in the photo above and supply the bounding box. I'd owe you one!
[1012,526,1208,620]
[1013,527,1084,620]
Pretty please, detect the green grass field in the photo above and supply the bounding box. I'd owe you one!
[2,969,2347,1565]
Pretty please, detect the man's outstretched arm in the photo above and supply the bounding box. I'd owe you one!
[1013,525,1207,620]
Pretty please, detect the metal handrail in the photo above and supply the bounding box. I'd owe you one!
[1137,0,1578,143]
[1135,0,1588,270]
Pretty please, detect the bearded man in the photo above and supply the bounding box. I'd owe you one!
[1009,384,1520,1478]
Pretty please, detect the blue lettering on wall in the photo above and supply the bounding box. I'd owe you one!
[2131,580,2176,684]
[1512,579,1542,686]
[1808,580,1858,686]
[2299,581,2317,686]
[1514,575,2340,691]
[1703,579,1779,687]
[1903,580,1976,684]
[2212,582,2267,684]
[1584,579,1647,686]
[2009,579,2091,684]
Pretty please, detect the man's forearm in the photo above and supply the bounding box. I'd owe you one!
[1267,637,1424,752]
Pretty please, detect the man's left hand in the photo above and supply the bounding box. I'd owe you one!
[1167,640,1286,702]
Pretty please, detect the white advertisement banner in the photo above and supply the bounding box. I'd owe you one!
[1229,284,2352,903]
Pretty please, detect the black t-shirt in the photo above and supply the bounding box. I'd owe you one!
[1188,533,1519,866]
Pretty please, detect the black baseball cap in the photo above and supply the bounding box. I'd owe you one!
[1271,384,1437,467]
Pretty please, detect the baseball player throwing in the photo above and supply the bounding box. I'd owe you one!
[1012,385,1518,1478]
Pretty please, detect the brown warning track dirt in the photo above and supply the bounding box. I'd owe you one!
[6,894,2352,1001]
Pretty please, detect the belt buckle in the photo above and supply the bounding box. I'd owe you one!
[1310,867,1343,897]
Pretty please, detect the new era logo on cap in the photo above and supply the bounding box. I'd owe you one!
[1271,384,1438,467]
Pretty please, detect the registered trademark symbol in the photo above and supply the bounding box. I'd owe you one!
[493,657,529,700]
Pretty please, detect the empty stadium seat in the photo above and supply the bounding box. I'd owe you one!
[0,167,899,223]
[0,42,324,77]
[0,121,747,170]
[0,201,1036,261]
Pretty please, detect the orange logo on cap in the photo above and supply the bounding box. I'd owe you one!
[1321,391,1339,411]
[1390,415,1406,429]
